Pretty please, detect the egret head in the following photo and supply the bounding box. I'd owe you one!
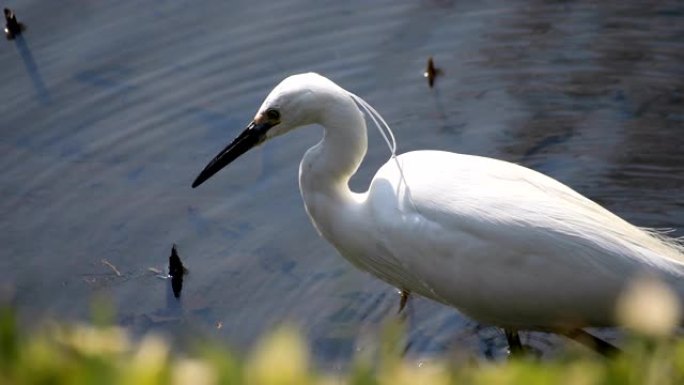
[191,73,345,188]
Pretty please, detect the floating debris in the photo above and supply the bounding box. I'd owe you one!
[423,56,442,88]
[101,258,122,277]
[169,244,188,299]
[4,8,25,40]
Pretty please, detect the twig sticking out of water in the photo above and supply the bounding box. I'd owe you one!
[424,56,442,88]
[4,8,25,40]
[169,244,188,298]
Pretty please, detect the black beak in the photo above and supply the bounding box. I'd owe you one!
[192,121,273,188]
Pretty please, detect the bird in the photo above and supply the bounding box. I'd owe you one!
[192,73,684,354]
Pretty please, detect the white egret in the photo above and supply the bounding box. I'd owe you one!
[192,73,684,353]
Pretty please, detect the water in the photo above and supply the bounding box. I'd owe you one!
[1,0,683,365]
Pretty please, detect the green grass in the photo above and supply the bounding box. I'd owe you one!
[2,307,684,385]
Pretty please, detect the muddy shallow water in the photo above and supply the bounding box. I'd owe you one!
[1,0,683,366]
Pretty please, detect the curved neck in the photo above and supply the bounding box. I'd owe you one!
[299,95,368,200]
[298,95,368,246]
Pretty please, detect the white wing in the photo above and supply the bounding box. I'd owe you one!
[365,150,684,328]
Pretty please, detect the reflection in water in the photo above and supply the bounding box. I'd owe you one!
[13,35,50,104]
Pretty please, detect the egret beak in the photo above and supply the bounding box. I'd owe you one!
[192,121,273,188]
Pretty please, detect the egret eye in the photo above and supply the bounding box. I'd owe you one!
[265,109,280,121]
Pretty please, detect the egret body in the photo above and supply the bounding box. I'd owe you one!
[192,73,684,348]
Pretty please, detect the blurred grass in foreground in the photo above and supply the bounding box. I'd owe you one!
[2,306,684,385]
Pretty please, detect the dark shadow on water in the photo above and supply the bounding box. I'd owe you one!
[13,35,50,104]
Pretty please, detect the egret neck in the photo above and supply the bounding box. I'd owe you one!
[298,90,368,228]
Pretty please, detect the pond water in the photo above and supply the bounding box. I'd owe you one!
[1,0,683,366]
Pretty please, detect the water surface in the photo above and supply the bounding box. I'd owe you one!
[1,0,683,365]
